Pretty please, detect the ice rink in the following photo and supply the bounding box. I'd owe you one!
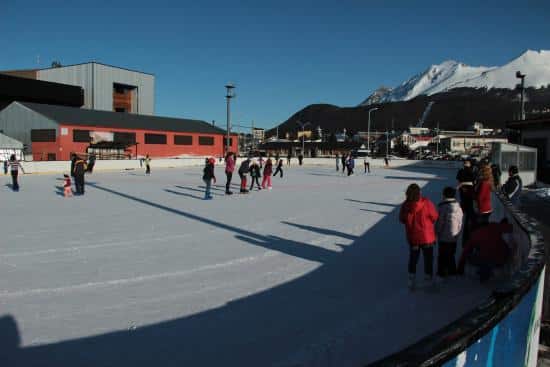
[0,163,490,366]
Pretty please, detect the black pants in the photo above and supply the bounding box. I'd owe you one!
[250,176,261,189]
[11,171,19,190]
[347,167,353,176]
[437,241,457,277]
[75,174,85,195]
[476,212,492,228]
[273,167,283,177]
[408,245,433,276]
[364,163,370,173]
[225,172,233,193]
[145,164,151,175]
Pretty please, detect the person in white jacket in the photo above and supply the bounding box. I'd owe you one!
[435,186,464,277]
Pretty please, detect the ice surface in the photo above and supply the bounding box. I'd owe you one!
[0,164,490,366]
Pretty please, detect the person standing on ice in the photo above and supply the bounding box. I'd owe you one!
[335,154,340,171]
[341,154,346,174]
[363,157,370,174]
[456,160,475,246]
[72,156,87,195]
[346,155,355,176]
[238,157,251,193]
[399,183,439,290]
[224,152,235,195]
[262,158,273,189]
[435,187,463,277]
[144,154,151,175]
[273,158,284,178]
[3,159,8,175]
[202,158,216,200]
[7,154,25,191]
[249,160,262,191]
[63,174,73,197]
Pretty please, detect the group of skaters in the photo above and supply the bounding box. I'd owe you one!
[335,154,391,176]
[63,154,96,197]
[202,152,286,200]
[399,158,524,290]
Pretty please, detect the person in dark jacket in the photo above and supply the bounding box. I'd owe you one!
[491,163,502,189]
[273,159,283,178]
[287,152,292,166]
[202,158,216,200]
[3,160,8,175]
[249,160,262,191]
[399,183,439,289]
[457,218,513,282]
[456,160,475,246]
[87,154,96,173]
[70,154,77,178]
[7,154,25,191]
[341,154,346,174]
[238,158,251,193]
[298,154,304,165]
[502,166,522,206]
[73,156,87,195]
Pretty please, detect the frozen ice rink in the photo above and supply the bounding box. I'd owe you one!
[0,163,490,366]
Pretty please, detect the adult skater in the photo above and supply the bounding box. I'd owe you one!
[238,157,251,193]
[249,160,262,191]
[3,159,8,175]
[363,157,370,174]
[346,155,355,176]
[258,156,264,169]
[7,154,25,191]
[335,154,340,171]
[384,156,390,167]
[224,152,235,195]
[399,183,439,290]
[144,154,151,175]
[73,155,87,195]
[287,152,292,166]
[435,187,463,277]
[474,165,494,227]
[341,154,346,174]
[70,153,77,179]
[456,160,475,246]
[262,158,273,189]
[202,157,216,200]
[298,153,304,166]
[273,158,284,178]
[502,165,522,206]
[87,153,96,173]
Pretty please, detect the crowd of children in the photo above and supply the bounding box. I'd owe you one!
[399,159,524,290]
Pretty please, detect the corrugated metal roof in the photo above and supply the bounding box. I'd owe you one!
[0,133,23,149]
[18,102,227,135]
[1,61,154,76]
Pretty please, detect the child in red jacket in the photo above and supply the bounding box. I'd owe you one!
[63,174,73,197]
[399,183,439,289]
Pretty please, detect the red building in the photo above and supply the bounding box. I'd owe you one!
[0,102,238,161]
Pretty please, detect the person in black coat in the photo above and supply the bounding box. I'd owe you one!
[87,154,96,173]
[249,161,262,190]
[73,156,87,195]
[238,158,251,193]
[202,158,216,200]
[273,158,284,178]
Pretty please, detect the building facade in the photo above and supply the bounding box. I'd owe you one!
[0,102,237,161]
[1,62,154,115]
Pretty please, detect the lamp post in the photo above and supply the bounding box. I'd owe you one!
[367,107,378,155]
[225,83,236,155]
[516,71,526,120]
[297,121,311,155]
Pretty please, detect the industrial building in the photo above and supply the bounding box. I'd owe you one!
[1,62,154,115]
[0,102,237,161]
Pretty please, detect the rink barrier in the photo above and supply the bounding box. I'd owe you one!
[368,192,545,367]
[18,158,462,175]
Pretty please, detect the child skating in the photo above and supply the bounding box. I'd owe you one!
[262,158,273,189]
[7,154,25,191]
[238,157,251,193]
[63,174,73,197]
[144,154,151,175]
[399,183,439,290]
[202,157,216,200]
[249,160,262,191]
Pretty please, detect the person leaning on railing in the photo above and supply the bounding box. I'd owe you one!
[502,166,522,206]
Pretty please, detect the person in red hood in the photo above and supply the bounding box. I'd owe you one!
[399,183,439,289]
[457,218,513,282]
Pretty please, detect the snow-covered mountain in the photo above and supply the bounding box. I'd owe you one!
[360,50,550,106]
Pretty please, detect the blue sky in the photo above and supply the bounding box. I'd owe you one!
[1,0,549,129]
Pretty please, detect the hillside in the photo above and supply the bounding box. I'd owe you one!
[269,87,550,138]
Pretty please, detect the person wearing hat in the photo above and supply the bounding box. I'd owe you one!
[502,166,522,206]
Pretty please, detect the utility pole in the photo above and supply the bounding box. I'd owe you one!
[225,83,236,155]
[435,122,440,156]
[297,121,310,155]
[251,120,255,152]
[367,107,379,155]
[516,71,526,120]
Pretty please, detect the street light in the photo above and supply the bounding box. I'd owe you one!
[516,71,526,120]
[296,121,311,155]
[367,107,379,155]
[225,83,236,155]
